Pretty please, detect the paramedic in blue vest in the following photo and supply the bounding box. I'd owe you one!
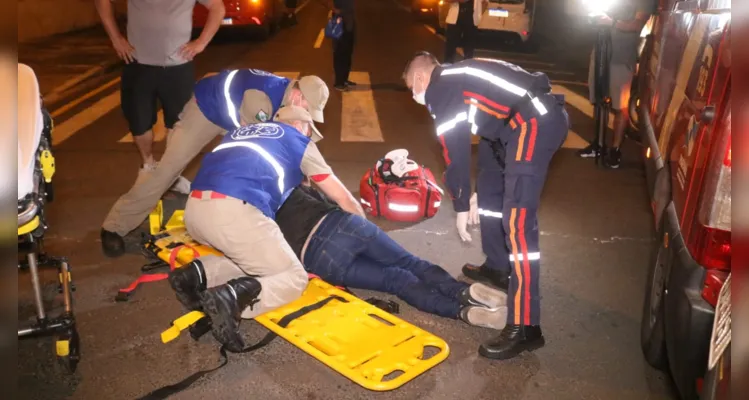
[168,106,365,352]
[101,69,329,258]
[403,52,569,360]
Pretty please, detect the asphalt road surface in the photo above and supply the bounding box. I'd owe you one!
[18,0,679,399]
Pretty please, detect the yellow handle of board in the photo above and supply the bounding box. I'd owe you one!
[160,310,207,344]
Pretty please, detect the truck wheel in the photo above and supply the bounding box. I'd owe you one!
[640,222,669,370]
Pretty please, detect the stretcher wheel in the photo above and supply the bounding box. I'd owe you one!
[55,326,81,374]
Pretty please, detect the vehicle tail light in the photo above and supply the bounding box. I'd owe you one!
[689,109,731,307]
[251,17,261,24]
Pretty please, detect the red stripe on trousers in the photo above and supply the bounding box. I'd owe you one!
[525,118,538,161]
[519,208,532,326]
[462,91,510,112]
[439,135,451,164]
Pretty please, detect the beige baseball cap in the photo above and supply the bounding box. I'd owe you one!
[274,105,324,143]
[296,75,329,123]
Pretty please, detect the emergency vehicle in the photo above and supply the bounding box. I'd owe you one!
[193,0,285,39]
[633,0,731,399]
[437,0,536,45]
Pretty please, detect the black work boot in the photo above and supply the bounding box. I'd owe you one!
[461,263,509,292]
[479,324,545,360]
[199,277,262,352]
[101,229,125,258]
[168,259,207,311]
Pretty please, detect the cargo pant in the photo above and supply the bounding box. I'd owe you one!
[477,94,569,326]
[102,97,225,236]
[184,191,309,319]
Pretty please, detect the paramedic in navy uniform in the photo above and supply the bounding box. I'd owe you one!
[402,51,569,360]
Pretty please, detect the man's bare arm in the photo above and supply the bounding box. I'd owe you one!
[614,11,650,32]
[315,175,366,217]
[94,0,135,63]
[179,0,225,60]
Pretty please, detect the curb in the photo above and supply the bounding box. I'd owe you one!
[42,58,123,108]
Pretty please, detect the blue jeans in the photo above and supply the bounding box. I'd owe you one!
[303,210,468,318]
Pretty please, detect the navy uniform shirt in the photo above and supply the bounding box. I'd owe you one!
[424,58,552,212]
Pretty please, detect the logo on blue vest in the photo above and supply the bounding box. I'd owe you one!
[248,69,274,77]
[231,123,285,140]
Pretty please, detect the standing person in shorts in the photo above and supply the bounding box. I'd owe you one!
[577,0,654,168]
[95,0,225,176]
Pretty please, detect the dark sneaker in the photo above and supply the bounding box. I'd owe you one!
[334,84,348,91]
[459,283,508,309]
[604,147,621,169]
[479,324,545,360]
[168,259,207,311]
[101,229,125,258]
[344,80,357,87]
[459,305,508,330]
[577,143,600,158]
[461,263,509,292]
[199,277,261,352]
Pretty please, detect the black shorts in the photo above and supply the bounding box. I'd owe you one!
[120,61,195,136]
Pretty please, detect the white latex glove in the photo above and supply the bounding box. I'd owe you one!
[468,192,479,225]
[456,211,472,242]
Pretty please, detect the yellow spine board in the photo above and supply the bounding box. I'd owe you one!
[153,224,450,391]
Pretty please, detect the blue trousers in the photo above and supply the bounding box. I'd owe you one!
[477,95,569,326]
[303,210,469,318]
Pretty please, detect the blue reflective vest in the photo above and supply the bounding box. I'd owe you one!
[194,69,290,131]
[191,122,309,219]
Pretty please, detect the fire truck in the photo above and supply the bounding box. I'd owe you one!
[634,0,731,399]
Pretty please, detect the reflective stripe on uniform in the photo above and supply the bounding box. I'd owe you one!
[509,251,540,262]
[223,70,241,128]
[441,67,527,97]
[436,112,468,136]
[212,142,285,193]
[478,208,502,218]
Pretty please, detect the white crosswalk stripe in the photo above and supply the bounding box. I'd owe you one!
[340,71,384,142]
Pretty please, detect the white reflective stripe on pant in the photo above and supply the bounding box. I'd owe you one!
[212,141,285,193]
[509,252,540,262]
[478,208,503,218]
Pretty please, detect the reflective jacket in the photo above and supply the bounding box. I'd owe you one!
[194,69,290,131]
[191,122,309,219]
[424,58,554,212]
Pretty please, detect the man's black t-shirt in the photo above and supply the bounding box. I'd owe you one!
[275,185,340,259]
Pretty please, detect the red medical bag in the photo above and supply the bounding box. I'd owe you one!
[359,158,443,222]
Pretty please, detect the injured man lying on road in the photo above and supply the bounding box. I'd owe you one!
[273,183,509,329]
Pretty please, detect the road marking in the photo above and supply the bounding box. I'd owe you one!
[51,77,120,118]
[43,62,116,104]
[314,28,325,49]
[552,84,613,129]
[52,91,120,146]
[340,71,384,142]
[295,0,311,13]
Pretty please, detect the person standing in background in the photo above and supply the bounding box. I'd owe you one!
[577,0,655,168]
[443,0,485,63]
[329,0,356,91]
[95,0,225,182]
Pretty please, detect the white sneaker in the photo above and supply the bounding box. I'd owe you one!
[169,175,192,194]
[460,306,508,330]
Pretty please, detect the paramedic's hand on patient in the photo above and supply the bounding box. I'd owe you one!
[456,212,472,242]
[468,192,479,225]
[316,175,366,217]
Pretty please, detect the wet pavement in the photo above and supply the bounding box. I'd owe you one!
[18,0,678,399]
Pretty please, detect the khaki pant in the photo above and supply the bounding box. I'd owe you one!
[102,97,225,236]
[184,193,309,319]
